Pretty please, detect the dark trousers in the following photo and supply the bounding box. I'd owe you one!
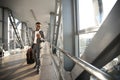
[32,44,40,67]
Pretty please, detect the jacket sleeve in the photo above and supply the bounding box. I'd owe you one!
[37,38,44,44]
[32,31,35,42]
[39,31,44,39]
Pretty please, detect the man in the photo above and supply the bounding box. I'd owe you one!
[32,22,44,73]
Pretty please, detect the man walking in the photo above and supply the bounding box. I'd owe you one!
[32,22,44,73]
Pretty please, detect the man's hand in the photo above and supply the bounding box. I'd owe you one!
[36,33,41,38]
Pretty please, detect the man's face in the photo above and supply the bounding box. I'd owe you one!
[36,24,41,30]
[36,26,40,30]
[36,24,40,27]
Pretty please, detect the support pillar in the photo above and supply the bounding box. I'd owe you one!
[49,12,55,44]
[62,0,75,71]
[2,8,9,50]
[21,23,26,45]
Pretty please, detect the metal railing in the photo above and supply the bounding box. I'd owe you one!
[52,0,61,49]
[50,43,114,80]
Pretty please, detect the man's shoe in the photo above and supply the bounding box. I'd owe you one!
[37,69,39,74]
[33,65,37,69]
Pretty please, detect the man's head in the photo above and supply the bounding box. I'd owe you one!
[35,22,41,30]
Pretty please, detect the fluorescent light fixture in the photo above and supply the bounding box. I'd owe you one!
[30,9,37,21]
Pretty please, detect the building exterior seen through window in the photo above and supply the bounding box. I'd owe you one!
[8,18,22,49]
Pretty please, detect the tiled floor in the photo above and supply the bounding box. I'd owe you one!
[0,42,58,80]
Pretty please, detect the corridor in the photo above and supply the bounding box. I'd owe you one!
[0,42,58,80]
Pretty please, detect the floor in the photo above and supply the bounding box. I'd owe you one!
[0,42,58,80]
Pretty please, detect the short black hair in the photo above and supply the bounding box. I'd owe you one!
[36,22,41,24]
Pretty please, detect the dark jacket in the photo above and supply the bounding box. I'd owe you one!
[32,30,44,43]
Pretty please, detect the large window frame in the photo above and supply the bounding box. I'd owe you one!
[75,0,99,57]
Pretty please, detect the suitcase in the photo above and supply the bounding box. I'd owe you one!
[26,48,35,64]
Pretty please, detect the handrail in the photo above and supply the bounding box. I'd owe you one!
[50,43,114,80]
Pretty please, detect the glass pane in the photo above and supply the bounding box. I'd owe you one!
[101,0,117,23]
[78,0,97,30]
[79,32,96,54]
[77,0,117,57]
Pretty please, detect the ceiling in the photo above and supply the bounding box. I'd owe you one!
[0,0,55,30]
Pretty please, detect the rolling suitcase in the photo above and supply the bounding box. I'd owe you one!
[26,48,35,64]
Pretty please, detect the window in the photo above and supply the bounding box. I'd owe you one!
[77,0,98,55]
[77,0,117,56]
[8,17,22,49]
[79,32,96,54]
[101,0,117,23]
[78,0,97,30]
